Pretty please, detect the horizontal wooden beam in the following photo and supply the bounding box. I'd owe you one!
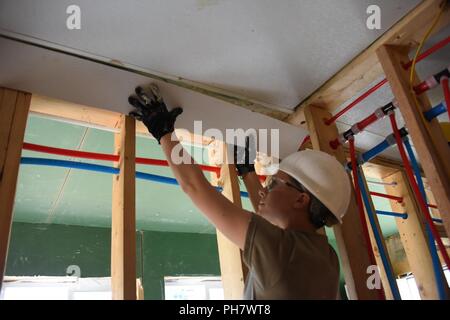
[287,0,450,125]
[29,94,212,146]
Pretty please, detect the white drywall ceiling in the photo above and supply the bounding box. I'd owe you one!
[0,0,420,109]
[0,37,307,159]
[1,0,447,161]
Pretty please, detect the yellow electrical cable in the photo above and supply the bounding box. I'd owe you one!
[409,3,445,113]
[409,2,445,93]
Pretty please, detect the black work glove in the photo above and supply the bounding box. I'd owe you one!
[128,85,183,144]
[234,135,256,176]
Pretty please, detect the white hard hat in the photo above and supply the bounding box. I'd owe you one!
[278,150,351,223]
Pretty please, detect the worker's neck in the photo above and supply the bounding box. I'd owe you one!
[284,212,318,234]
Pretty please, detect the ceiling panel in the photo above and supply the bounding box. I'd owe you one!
[0,0,420,108]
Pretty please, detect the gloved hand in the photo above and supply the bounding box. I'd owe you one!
[128,84,183,144]
[234,135,256,176]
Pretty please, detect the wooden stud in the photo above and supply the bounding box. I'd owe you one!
[0,88,31,289]
[298,105,380,300]
[377,44,450,240]
[111,115,137,300]
[208,142,246,299]
[384,235,411,277]
[359,168,396,300]
[382,170,450,299]
[422,179,447,238]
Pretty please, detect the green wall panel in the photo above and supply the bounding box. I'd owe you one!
[6,222,220,300]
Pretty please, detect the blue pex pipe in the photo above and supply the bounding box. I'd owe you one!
[20,157,250,198]
[424,102,447,122]
[403,139,447,300]
[376,210,407,219]
[360,139,391,164]
[356,167,402,300]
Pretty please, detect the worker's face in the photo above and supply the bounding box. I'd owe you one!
[257,171,310,226]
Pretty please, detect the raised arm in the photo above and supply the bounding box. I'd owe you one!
[128,85,251,249]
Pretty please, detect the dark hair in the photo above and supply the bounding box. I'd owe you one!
[289,177,339,229]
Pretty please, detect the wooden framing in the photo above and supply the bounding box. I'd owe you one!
[299,105,380,300]
[0,88,31,290]
[111,115,137,300]
[376,44,450,241]
[29,94,213,147]
[358,169,396,300]
[382,170,449,299]
[1,1,448,299]
[209,143,246,299]
[287,0,450,124]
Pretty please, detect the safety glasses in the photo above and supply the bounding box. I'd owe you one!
[265,176,305,193]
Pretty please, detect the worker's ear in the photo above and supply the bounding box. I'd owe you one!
[293,192,310,210]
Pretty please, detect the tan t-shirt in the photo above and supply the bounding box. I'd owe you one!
[243,214,340,300]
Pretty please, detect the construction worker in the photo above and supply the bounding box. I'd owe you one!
[128,85,351,300]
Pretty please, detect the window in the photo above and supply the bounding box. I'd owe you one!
[164,276,224,300]
[0,276,112,300]
[397,267,450,300]
[397,274,421,300]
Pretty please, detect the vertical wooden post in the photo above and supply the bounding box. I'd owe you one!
[383,170,450,299]
[0,88,30,289]
[111,115,136,300]
[209,142,246,299]
[301,105,380,300]
[377,45,450,238]
[359,169,396,299]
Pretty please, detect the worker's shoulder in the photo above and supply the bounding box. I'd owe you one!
[251,214,334,254]
[289,230,338,262]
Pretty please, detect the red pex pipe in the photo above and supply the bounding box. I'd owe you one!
[325,79,388,126]
[414,81,431,95]
[349,139,385,300]
[357,113,379,132]
[325,35,450,126]
[442,77,450,119]
[403,35,450,70]
[370,191,403,203]
[389,113,450,269]
[22,142,221,176]
[329,112,381,149]
[299,135,311,149]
